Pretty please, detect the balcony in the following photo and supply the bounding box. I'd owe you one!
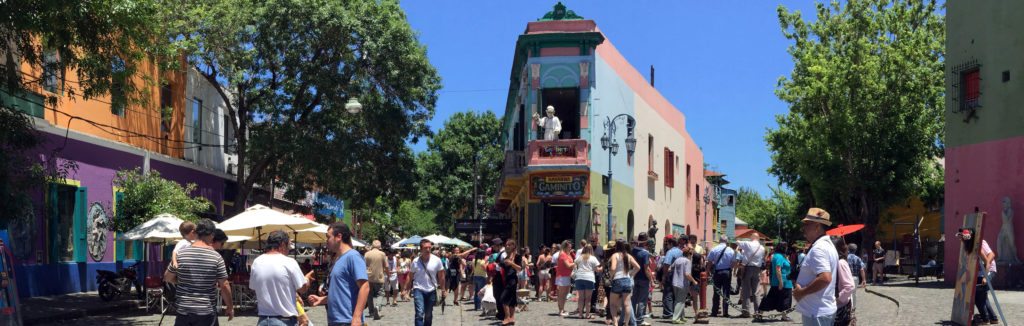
[527,139,590,167]
[502,150,526,177]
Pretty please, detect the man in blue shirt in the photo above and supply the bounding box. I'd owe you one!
[706,237,736,317]
[631,233,654,326]
[308,223,369,326]
[659,236,683,319]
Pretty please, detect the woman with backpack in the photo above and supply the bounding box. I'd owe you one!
[758,241,793,321]
[608,239,640,326]
[832,236,857,326]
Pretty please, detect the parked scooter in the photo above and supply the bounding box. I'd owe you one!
[96,262,143,301]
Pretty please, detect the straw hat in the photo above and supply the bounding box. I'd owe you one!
[802,207,833,226]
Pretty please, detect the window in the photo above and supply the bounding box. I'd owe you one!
[961,68,980,111]
[42,50,58,93]
[224,114,236,154]
[727,195,734,206]
[686,164,692,196]
[664,148,675,188]
[110,57,126,116]
[192,97,202,151]
[647,135,654,172]
[160,83,173,132]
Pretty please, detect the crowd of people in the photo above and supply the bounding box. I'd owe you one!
[158,206,1001,326]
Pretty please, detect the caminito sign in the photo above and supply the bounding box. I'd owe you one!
[531,174,588,200]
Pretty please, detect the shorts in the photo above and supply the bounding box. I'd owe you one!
[555,276,572,287]
[387,278,399,291]
[610,278,633,294]
[447,272,461,290]
[539,270,550,280]
[574,279,595,291]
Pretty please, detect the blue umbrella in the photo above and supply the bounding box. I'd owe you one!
[392,235,423,248]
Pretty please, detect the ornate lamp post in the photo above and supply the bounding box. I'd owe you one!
[600,114,636,242]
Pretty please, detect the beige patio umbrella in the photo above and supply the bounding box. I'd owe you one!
[218,205,317,248]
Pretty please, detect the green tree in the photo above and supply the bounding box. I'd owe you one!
[735,186,801,241]
[111,168,212,232]
[769,0,945,248]
[171,0,441,213]
[417,110,504,232]
[353,198,436,243]
[0,0,176,222]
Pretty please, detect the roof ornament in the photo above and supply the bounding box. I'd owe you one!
[539,2,584,21]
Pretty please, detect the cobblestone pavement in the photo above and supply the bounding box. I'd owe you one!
[864,276,1024,326]
[40,274,1024,326]
[33,285,912,326]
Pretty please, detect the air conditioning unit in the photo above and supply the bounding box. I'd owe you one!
[227,162,237,175]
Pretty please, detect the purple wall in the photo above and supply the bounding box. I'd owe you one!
[12,132,229,297]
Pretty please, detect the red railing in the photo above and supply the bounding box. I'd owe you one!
[527,139,589,166]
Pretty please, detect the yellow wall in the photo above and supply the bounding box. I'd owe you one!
[879,196,942,243]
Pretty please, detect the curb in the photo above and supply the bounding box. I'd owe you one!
[864,287,900,317]
[24,300,142,325]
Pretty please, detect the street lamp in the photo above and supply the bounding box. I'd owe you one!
[703,184,710,244]
[345,98,363,114]
[601,114,636,242]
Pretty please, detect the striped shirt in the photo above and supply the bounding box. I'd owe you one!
[171,246,227,315]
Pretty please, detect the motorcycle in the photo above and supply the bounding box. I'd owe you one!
[96,262,143,301]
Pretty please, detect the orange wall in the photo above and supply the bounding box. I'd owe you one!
[20,55,185,158]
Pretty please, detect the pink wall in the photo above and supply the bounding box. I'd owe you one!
[526,20,597,34]
[539,47,580,57]
[943,135,1024,280]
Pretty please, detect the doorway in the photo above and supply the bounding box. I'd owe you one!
[540,88,580,139]
[543,202,577,246]
[627,210,635,242]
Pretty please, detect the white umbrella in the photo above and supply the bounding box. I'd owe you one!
[218,205,317,240]
[117,214,186,242]
[441,237,473,248]
[424,234,452,245]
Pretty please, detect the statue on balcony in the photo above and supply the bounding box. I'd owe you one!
[997,196,1020,263]
[533,105,562,140]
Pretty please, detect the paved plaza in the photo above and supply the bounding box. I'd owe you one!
[28,276,1024,325]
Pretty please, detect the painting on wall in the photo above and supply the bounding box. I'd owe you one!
[86,203,108,262]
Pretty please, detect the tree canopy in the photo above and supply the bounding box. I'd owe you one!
[417,110,504,232]
[171,0,441,213]
[769,0,945,247]
[734,186,802,241]
[0,0,175,223]
[111,168,212,232]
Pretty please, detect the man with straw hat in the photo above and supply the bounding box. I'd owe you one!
[793,208,839,326]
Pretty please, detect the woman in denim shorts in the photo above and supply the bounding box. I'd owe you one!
[573,245,601,319]
[608,239,640,326]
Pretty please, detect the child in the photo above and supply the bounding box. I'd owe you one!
[479,281,497,316]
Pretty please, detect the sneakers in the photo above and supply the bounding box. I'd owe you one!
[639,321,652,326]
[671,319,687,324]
[739,312,751,318]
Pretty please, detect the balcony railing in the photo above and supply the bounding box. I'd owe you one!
[527,139,589,166]
[502,150,526,176]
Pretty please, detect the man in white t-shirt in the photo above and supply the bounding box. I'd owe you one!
[793,208,839,326]
[250,231,309,324]
[736,234,766,317]
[406,239,446,326]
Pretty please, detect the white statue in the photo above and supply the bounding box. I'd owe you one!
[533,105,562,140]
[997,197,1020,263]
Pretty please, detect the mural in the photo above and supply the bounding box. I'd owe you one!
[86,203,108,262]
[0,231,22,325]
[997,197,1020,263]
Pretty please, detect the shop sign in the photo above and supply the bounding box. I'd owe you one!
[538,144,577,158]
[531,174,588,199]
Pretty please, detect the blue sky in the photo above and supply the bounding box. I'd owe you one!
[399,1,819,196]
